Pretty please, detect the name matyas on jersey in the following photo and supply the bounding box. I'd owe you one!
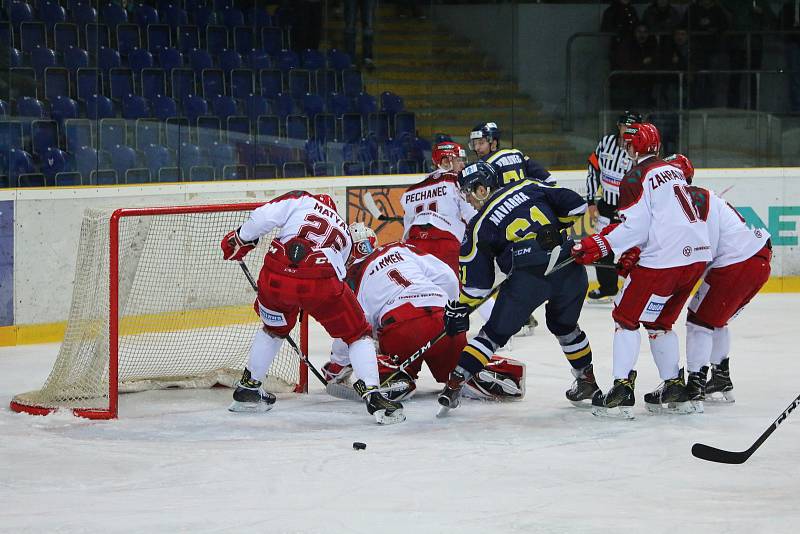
[488,191,531,225]
[404,185,447,203]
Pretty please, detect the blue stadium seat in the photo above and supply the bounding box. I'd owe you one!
[9,2,34,25]
[227,115,250,138]
[165,117,190,149]
[135,118,161,149]
[257,114,279,139]
[171,68,194,98]
[50,96,79,125]
[301,49,326,71]
[128,47,154,73]
[230,69,254,99]
[135,5,159,29]
[141,67,167,100]
[247,7,273,28]
[272,93,294,119]
[158,47,183,70]
[197,115,221,145]
[394,111,416,138]
[327,49,352,71]
[206,25,228,55]
[192,6,217,27]
[77,68,103,102]
[201,68,225,98]
[74,6,98,28]
[109,68,135,100]
[209,141,236,171]
[283,161,307,178]
[110,144,138,182]
[233,26,254,56]
[326,92,349,117]
[85,22,110,52]
[31,46,57,78]
[21,23,46,54]
[301,93,324,119]
[260,27,283,56]
[147,24,172,54]
[162,5,188,29]
[100,118,127,151]
[44,67,70,102]
[188,48,213,74]
[312,161,335,177]
[90,168,119,186]
[304,138,325,167]
[247,50,271,70]
[288,69,310,99]
[6,47,21,68]
[259,69,283,99]
[341,113,362,143]
[0,123,23,156]
[370,159,391,175]
[54,23,79,55]
[101,3,128,28]
[222,8,244,29]
[17,97,46,120]
[177,25,199,53]
[189,165,215,181]
[274,49,299,73]
[343,70,364,97]
[219,49,241,73]
[125,167,152,184]
[380,91,404,115]
[6,148,34,182]
[151,94,177,121]
[31,120,57,155]
[97,46,121,74]
[367,112,390,143]
[9,68,36,100]
[64,45,89,72]
[122,94,150,119]
[55,171,82,186]
[178,142,203,178]
[40,2,66,30]
[396,159,419,174]
[244,95,269,122]
[65,119,92,152]
[17,172,46,188]
[286,114,309,140]
[0,22,11,49]
[117,24,142,57]
[40,147,68,181]
[183,94,208,125]
[266,139,293,167]
[313,112,336,142]
[253,163,277,179]
[342,161,364,176]
[212,95,237,121]
[237,139,265,168]
[144,143,173,178]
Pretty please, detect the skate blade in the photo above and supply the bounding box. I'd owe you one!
[228,400,274,413]
[706,391,735,403]
[325,382,362,402]
[436,405,451,418]
[374,409,406,425]
[586,297,614,305]
[477,370,523,396]
[591,405,635,419]
[645,401,699,415]
[569,399,595,409]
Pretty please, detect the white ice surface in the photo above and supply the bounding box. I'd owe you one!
[1,295,799,533]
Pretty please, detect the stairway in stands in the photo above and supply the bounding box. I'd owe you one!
[323,5,579,170]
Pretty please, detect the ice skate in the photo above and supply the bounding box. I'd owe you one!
[228,369,276,413]
[566,364,601,408]
[354,379,406,425]
[706,358,735,403]
[437,370,466,417]
[585,287,616,305]
[591,370,636,419]
[644,369,697,414]
[685,367,707,413]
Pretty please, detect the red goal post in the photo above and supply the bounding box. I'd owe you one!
[10,202,308,419]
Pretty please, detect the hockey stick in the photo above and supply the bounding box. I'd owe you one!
[691,393,800,464]
[363,192,403,222]
[237,260,329,388]
[544,255,618,276]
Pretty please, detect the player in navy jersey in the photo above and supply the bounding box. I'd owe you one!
[437,162,600,415]
[468,122,553,185]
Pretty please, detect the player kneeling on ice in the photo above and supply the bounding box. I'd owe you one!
[662,154,771,407]
[571,124,711,419]
[323,222,526,402]
[220,191,405,425]
[438,161,601,416]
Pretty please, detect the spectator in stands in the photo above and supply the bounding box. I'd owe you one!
[656,26,690,109]
[602,0,640,71]
[611,24,659,108]
[720,0,775,109]
[683,0,729,107]
[642,0,683,35]
[779,0,800,112]
[345,0,377,71]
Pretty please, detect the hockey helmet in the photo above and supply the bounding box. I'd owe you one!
[665,153,695,184]
[617,110,643,127]
[349,222,378,263]
[623,122,661,156]
[458,161,500,195]
[432,141,466,168]
[468,122,500,150]
[315,193,337,211]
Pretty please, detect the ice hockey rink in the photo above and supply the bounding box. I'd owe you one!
[1,294,798,533]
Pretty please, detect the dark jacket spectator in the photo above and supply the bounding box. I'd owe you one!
[643,0,684,35]
[683,0,729,63]
[602,0,641,69]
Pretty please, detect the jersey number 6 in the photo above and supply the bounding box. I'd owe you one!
[505,206,552,242]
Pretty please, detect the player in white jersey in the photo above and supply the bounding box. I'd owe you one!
[663,155,772,405]
[401,141,476,276]
[323,223,526,401]
[571,123,711,418]
[220,191,404,424]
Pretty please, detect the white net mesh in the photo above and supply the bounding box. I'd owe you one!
[12,204,302,416]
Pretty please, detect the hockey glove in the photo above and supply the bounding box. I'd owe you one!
[221,227,259,261]
[571,234,612,265]
[444,300,470,337]
[616,247,641,278]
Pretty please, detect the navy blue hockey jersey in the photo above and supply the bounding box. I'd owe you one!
[481,148,553,185]
[458,180,587,305]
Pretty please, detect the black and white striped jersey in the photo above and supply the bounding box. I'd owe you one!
[586,133,632,207]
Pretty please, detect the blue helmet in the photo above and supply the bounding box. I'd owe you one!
[458,161,499,194]
[468,122,500,150]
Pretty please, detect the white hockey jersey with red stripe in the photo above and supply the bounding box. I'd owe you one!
[705,188,770,268]
[346,242,459,330]
[401,169,477,241]
[605,156,712,268]
[238,191,352,277]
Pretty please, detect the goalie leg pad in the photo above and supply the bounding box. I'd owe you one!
[462,355,526,400]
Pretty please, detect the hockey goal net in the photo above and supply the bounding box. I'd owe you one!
[10,202,307,419]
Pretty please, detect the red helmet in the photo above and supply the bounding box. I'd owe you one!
[348,222,377,263]
[623,122,661,155]
[665,153,695,184]
[432,141,466,168]
[315,194,337,211]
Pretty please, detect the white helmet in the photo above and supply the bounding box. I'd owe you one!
[349,222,378,263]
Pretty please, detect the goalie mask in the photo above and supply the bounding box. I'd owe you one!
[432,141,466,171]
[349,222,378,263]
[664,153,695,184]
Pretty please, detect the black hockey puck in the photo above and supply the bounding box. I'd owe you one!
[352,442,367,450]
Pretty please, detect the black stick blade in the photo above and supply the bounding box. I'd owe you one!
[691,443,750,464]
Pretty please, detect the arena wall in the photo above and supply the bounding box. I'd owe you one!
[0,168,798,344]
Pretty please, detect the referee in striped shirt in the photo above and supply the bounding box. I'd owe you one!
[585,110,641,302]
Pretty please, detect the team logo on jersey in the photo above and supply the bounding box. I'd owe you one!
[682,246,692,257]
[755,229,763,238]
